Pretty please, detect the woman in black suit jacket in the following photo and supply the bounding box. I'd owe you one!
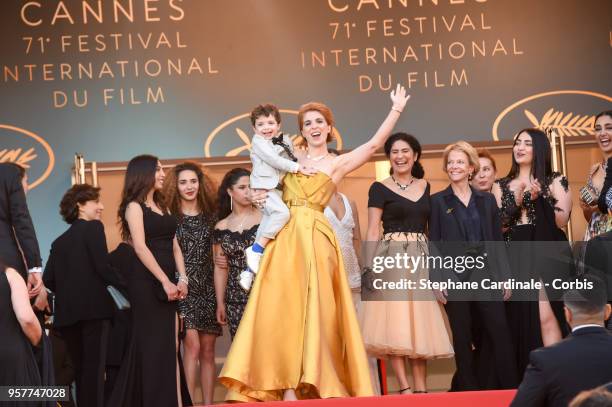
[43,184,120,407]
[429,141,517,391]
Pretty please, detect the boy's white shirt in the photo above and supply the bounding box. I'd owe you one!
[250,133,299,190]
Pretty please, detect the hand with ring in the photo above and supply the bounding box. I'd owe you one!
[177,279,188,299]
[250,189,268,209]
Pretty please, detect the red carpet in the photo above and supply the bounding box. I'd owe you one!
[215,390,517,406]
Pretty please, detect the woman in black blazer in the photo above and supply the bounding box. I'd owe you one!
[43,184,120,407]
[429,141,517,391]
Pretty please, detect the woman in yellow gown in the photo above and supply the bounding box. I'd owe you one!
[219,84,410,401]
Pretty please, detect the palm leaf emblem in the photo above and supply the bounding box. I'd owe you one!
[524,108,595,137]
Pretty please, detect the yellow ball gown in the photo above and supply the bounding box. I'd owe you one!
[219,172,374,401]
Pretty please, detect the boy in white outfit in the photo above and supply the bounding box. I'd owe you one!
[241,104,316,290]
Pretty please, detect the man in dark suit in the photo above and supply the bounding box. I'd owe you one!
[584,229,612,331]
[510,277,612,407]
[0,163,42,295]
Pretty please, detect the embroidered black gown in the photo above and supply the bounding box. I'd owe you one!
[498,174,572,375]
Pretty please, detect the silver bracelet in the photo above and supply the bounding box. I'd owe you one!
[178,275,189,285]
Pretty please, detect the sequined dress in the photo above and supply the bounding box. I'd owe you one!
[177,213,221,335]
[583,163,612,240]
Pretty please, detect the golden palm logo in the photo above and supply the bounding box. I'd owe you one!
[492,90,612,141]
[523,108,595,137]
[0,124,55,189]
[204,110,343,158]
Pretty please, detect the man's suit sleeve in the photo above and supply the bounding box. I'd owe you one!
[584,237,612,299]
[85,220,122,287]
[251,138,299,173]
[585,238,607,278]
[510,351,548,407]
[42,245,56,292]
[8,170,41,268]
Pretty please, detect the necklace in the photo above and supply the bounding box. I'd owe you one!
[306,151,329,161]
[391,175,414,191]
[231,212,249,231]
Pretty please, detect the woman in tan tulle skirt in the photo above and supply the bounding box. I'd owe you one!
[360,133,453,394]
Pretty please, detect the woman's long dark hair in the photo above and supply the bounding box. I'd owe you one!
[595,110,612,122]
[506,128,552,187]
[118,155,167,240]
[384,132,425,178]
[217,168,251,220]
[164,161,217,220]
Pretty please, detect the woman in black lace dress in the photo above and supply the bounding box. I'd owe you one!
[492,129,573,375]
[213,168,261,339]
[165,161,221,405]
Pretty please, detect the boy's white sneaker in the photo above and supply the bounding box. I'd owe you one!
[245,246,263,274]
[238,270,254,292]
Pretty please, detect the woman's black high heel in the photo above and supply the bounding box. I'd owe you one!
[398,387,412,395]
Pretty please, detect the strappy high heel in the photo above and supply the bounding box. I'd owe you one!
[399,387,412,395]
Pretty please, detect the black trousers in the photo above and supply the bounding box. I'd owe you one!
[57,319,110,407]
[445,300,518,391]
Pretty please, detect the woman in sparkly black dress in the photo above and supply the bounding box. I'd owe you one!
[165,161,221,405]
[213,168,261,339]
[492,129,573,375]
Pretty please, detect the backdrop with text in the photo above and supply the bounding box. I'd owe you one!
[0,0,610,256]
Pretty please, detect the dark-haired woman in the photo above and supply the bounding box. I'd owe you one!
[43,184,121,407]
[581,111,612,240]
[492,129,573,375]
[213,168,261,339]
[109,155,192,407]
[165,162,220,405]
[360,133,453,394]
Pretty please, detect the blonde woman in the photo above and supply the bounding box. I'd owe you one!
[430,141,517,391]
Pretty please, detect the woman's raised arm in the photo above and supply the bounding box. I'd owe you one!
[332,84,410,182]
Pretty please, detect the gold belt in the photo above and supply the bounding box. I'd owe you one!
[286,198,324,212]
